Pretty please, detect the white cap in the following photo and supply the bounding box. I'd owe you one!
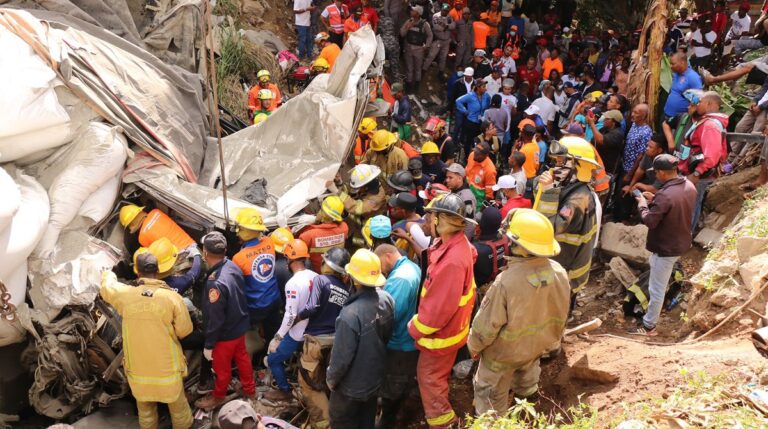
[492,175,517,191]
[524,105,540,116]
[563,26,570,32]
[463,67,475,77]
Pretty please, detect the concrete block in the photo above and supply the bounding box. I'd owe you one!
[608,257,637,288]
[694,228,724,248]
[599,222,651,265]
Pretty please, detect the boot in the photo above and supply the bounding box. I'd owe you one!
[376,398,399,429]
[194,393,227,411]
[263,388,293,402]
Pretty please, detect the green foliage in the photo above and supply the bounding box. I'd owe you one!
[217,26,257,83]
[660,55,672,93]
[709,82,753,117]
[464,399,599,429]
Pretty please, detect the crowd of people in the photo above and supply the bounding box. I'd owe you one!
[90,1,768,429]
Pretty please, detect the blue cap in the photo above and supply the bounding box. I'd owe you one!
[370,215,392,238]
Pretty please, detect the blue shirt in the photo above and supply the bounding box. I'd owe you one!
[664,67,702,117]
[509,17,525,37]
[455,92,491,123]
[384,257,421,352]
[165,254,202,295]
[203,258,250,349]
[623,123,652,173]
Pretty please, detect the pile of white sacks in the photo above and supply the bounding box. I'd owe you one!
[0,26,126,346]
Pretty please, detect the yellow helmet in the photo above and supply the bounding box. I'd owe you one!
[362,218,373,247]
[235,207,267,232]
[119,204,145,227]
[586,90,604,102]
[549,136,601,182]
[147,237,179,274]
[257,69,271,82]
[349,164,382,188]
[269,227,294,253]
[344,249,386,287]
[358,117,378,135]
[321,195,345,222]
[421,141,440,155]
[370,130,398,151]
[313,57,330,71]
[258,89,274,100]
[254,113,269,125]
[503,208,561,257]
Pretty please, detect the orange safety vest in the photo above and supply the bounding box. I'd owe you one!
[298,222,349,273]
[400,140,420,159]
[247,83,282,113]
[138,209,195,249]
[325,4,347,34]
[354,135,369,164]
[591,146,610,193]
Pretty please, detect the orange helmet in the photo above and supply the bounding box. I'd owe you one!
[283,239,310,260]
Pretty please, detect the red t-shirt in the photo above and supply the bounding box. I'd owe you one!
[517,67,540,97]
[500,195,532,218]
[712,12,727,37]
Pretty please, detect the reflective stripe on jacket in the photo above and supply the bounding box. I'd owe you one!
[298,222,350,272]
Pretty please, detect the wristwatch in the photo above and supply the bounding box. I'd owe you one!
[692,171,701,177]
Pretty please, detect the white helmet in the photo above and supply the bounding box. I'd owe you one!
[349,164,381,189]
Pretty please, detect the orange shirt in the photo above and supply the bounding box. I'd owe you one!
[298,222,349,273]
[343,15,368,36]
[138,208,195,250]
[485,10,501,37]
[247,83,282,113]
[449,8,462,21]
[541,57,564,80]
[472,21,490,49]
[466,154,497,199]
[319,43,341,71]
[520,141,540,179]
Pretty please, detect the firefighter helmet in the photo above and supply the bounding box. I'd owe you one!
[321,195,345,222]
[147,237,179,274]
[119,204,145,227]
[358,117,378,135]
[269,227,294,254]
[315,32,330,42]
[424,193,469,219]
[344,249,386,287]
[420,141,441,155]
[370,130,398,151]
[322,247,350,274]
[235,207,267,232]
[548,136,600,182]
[257,69,271,82]
[283,239,310,260]
[349,164,381,188]
[257,89,274,100]
[313,57,330,72]
[386,170,415,191]
[503,208,561,257]
[253,113,269,125]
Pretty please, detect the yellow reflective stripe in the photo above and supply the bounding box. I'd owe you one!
[628,284,648,308]
[572,276,589,292]
[411,315,439,335]
[426,410,456,426]
[128,373,183,385]
[568,262,591,280]
[555,223,598,246]
[537,201,559,214]
[459,280,475,306]
[416,324,469,350]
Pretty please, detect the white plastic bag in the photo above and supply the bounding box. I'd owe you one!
[0,166,20,232]
[77,173,121,223]
[0,173,49,281]
[0,261,28,347]
[35,123,127,257]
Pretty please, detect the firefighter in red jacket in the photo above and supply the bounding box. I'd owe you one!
[407,193,477,429]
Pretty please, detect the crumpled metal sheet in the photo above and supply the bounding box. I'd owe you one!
[200,25,377,220]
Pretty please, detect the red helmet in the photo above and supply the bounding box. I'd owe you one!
[492,48,503,57]
[424,116,447,135]
[418,183,450,202]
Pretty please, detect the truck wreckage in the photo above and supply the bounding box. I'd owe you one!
[0,5,382,425]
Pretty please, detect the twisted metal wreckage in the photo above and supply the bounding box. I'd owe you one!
[0,2,382,423]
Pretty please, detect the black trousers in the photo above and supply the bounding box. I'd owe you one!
[329,391,377,429]
[180,330,212,384]
[378,350,419,429]
[330,32,344,49]
[461,120,481,163]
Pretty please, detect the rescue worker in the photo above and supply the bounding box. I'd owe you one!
[331,164,387,248]
[362,215,393,249]
[535,136,600,314]
[144,237,202,296]
[251,89,274,124]
[465,141,498,209]
[231,208,282,359]
[315,32,341,71]
[400,5,433,92]
[454,8,474,69]
[247,70,282,118]
[468,209,570,414]
[424,3,455,75]
[195,232,256,410]
[374,244,421,429]
[355,117,378,164]
[296,248,353,429]
[270,227,295,297]
[424,118,455,166]
[100,252,193,429]
[312,57,331,74]
[298,195,349,273]
[379,17,402,80]
[470,206,509,287]
[320,0,348,47]
[407,193,476,429]
[265,239,319,402]
[385,170,415,194]
[327,249,394,429]
[363,130,409,181]
[119,204,196,254]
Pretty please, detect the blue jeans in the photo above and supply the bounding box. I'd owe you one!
[267,335,303,391]
[691,178,713,230]
[297,25,312,60]
[642,253,680,329]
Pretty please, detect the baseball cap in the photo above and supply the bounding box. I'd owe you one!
[370,215,392,238]
[492,66,503,74]
[652,154,679,171]
[563,81,575,89]
[445,163,466,177]
[441,3,450,11]
[561,123,585,135]
[463,67,475,77]
[388,192,419,211]
[218,400,259,429]
[473,49,486,57]
[518,118,535,131]
[522,124,536,134]
[502,78,515,87]
[411,4,423,15]
[202,231,228,255]
[136,252,159,274]
[391,82,404,93]
[492,175,517,191]
[602,109,624,122]
[524,105,540,116]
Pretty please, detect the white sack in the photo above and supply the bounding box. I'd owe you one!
[0,122,75,163]
[0,166,21,232]
[35,123,127,257]
[0,173,49,281]
[0,27,69,138]
[77,173,121,223]
[0,262,28,347]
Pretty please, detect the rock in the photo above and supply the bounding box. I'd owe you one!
[571,353,619,385]
[740,253,768,290]
[704,212,731,230]
[609,257,637,288]
[72,399,138,428]
[739,317,755,327]
[615,420,649,429]
[690,259,738,289]
[452,359,474,379]
[737,236,768,264]
[694,228,724,248]
[240,29,288,53]
[599,222,652,265]
[709,288,742,307]
[571,310,583,317]
[715,312,727,323]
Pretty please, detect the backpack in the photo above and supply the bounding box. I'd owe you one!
[482,235,510,280]
[623,263,686,317]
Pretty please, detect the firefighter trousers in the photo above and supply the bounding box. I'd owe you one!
[417,349,458,428]
[473,358,541,415]
[136,384,192,429]
[298,335,335,428]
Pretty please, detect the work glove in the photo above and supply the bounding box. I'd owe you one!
[203,348,213,361]
[268,337,282,354]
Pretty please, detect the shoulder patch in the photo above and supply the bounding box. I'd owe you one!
[208,288,221,303]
